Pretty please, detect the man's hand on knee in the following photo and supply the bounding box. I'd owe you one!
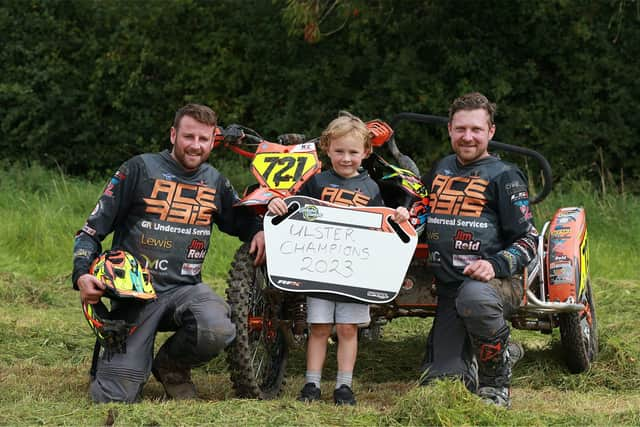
[463,260,496,282]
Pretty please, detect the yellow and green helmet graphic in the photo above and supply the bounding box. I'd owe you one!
[90,250,156,300]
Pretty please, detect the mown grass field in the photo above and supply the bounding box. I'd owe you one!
[1,165,639,426]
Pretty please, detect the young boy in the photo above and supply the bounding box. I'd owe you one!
[268,112,409,405]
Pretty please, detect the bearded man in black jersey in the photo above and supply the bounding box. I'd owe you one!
[72,104,265,403]
[420,93,537,408]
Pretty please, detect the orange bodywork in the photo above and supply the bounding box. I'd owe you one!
[367,119,394,147]
[545,207,588,303]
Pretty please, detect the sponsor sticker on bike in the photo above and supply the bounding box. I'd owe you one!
[264,196,417,304]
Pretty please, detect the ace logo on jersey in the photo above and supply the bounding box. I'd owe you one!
[143,179,217,225]
[429,174,488,217]
[319,187,371,207]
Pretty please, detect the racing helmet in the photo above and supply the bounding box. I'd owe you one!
[82,250,156,356]
[90,249,155,299]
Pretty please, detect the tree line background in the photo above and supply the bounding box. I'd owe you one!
[1,0,639,190]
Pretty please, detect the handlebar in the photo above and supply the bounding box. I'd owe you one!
[388,112,552,204]
[277,133,307,146]
[223,124,307,146]
[222,124,262,145]
[221,125,309,160]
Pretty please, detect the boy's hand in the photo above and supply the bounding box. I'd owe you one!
[267,197,288,216]
[392,206,410,223]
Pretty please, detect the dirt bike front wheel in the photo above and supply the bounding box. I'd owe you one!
[558,277,598,373]
[225,243,288,399]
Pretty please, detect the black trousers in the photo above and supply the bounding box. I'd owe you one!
[421,277,522,391]
[90,283,235,403]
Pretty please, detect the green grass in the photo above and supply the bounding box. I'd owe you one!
[1,166,639,425]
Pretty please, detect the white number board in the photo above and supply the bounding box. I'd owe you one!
[264,196,418,303]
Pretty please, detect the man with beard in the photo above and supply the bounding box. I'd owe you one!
[420,92,536,408]
[73,103,265,403]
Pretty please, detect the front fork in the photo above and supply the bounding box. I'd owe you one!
[247,274,307,349]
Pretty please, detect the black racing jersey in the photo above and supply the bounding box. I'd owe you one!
[72,150,261,294]
[294,168,384,304]
[424,154,538,285]
[298,168,384,207]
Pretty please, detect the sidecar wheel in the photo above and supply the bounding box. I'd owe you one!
[558,277,598,373]
[226,243,288,399]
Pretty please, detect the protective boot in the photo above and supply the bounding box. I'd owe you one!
[151,345,197,400]
[471,325,512,408]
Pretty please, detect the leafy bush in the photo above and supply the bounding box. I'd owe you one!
[1,0,639,190]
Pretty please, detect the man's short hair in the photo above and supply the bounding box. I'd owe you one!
[173,103,217,129]
[448,92,497,126]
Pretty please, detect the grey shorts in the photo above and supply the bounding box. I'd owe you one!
[306,296,370,325]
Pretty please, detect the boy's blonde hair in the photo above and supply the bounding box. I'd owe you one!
[319,112,372,153]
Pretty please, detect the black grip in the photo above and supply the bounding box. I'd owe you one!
[222,124,244,144]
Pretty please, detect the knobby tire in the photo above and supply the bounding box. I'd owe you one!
[225,243,288,399]
[559,277,598,373]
